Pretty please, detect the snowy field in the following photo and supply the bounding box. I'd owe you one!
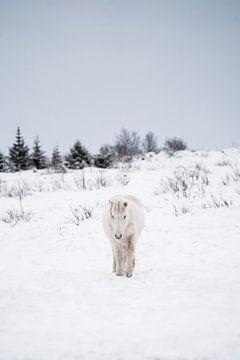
[0,149,240,360]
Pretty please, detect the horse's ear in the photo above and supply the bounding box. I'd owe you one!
[123,201,128,207]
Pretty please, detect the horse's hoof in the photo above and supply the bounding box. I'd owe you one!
[126,272,132,278]
[116,272,124,276]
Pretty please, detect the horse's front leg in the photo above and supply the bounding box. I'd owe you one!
[112,255,116,273]
[125,236,136,278]
[113,243,124,276]
[110,244,116,272]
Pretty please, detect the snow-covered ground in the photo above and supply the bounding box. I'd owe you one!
[0,149,240,360]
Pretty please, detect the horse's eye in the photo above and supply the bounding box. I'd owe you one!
[111,215,114,219]
[123,215,126,219]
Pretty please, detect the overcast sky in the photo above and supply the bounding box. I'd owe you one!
[0,0,239,154]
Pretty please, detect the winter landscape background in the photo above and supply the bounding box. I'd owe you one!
[1,1,240,359]
[1,144,240,359]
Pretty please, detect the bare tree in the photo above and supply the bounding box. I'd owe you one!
[115,128,141,161]
[99,144,115,157]
[142,131,158,153]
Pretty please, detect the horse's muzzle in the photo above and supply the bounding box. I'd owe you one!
[115,233,122,240]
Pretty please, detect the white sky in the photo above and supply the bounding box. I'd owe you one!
[0,0,240,154]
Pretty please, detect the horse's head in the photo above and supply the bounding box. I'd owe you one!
[109,199,128,240]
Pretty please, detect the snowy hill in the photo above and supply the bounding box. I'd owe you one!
[0,148,240,360]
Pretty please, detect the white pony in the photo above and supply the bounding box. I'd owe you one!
[102,195,144,277]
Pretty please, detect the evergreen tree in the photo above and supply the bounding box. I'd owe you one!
[0,151,6,172]
[66,140,91,169]
[31,136,46,169]
[9,127,30,171]
[51,145,62,169]
[93,154,113,168]
[94,144,114,168]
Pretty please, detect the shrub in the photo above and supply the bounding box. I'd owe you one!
[116,172,130,186]
[69,204,93,225]
[94,171,112,189]
[2,191,32,226]
[155,165,209,199]
[163,137,187,155]
[2,209,33,226]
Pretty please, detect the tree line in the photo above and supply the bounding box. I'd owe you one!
[0,127,187,172]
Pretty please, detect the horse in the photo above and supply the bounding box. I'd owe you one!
[102,195,144,277]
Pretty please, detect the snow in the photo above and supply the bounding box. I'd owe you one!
[0,149,240,360]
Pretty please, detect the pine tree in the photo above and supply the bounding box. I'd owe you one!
[93,154,113,168]
[9,127,30,171]
[94,144,114,168]
[66,140,91,169]
[31,136,46,169]
[0,151,6,172]
[51,145,62,169]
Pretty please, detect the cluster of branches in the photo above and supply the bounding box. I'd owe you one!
[0,127,187,172]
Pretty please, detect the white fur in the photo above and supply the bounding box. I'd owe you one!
[102,194,144,277]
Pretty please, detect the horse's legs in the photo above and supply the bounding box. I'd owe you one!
[125,236,136,277]
[112,255,116,272]
[114,245,124,276]
[110,244,117,272]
